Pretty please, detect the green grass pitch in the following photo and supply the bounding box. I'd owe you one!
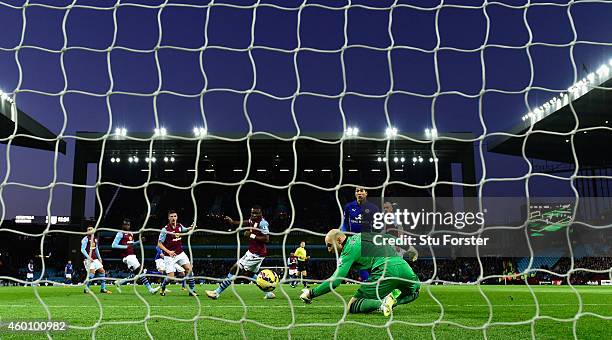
[0,284,610,339]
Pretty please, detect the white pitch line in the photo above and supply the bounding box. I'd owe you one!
[1,303,611,308]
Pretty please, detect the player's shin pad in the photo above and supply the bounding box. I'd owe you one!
[349,298,382,314]
[137,275,152,289]
[215,273,235,294]
[161,277,170,290]
[186,272,196,291]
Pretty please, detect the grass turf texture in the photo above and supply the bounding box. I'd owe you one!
[0,285,610,339]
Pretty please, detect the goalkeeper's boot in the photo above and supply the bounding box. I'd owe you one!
[263,292,276,300]
[205,290,219,300]
[380,289,401,317]
[160,287,166,296]
[100,289,112,294]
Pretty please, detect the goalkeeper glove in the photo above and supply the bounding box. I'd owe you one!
[407,245,418,262]
[299,288,313,304]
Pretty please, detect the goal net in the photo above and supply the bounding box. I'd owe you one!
[0,0,610,339]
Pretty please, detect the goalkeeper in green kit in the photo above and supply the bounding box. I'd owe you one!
[299,229,420,316]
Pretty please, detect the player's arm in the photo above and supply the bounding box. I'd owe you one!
[133,233,142,246]
[80,238,92,260]
[301,247,356,302]
[245,220,270,243]
[340,205,349,232]
[245,231,269,243]
[157,229,176,256]
[225,216,249,226]
[111,232,127,249]
[155,246,164,258]
[180,222,196,233]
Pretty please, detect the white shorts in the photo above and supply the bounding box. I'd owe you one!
[26,273,34,279]
[238,251,265,273]
[289,269,298,276]
[155,258,165,272]
[65,274,72,279]
[155,258,184,273]
[122,255,141,271]
[86,259,103,272]
[164,252,190,273]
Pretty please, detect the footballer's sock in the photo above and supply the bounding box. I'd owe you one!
[118,273,135,286]
[397,290,420,305]
[181,276,186,289]
[349,298,381,314]
[161,277,170,290]
[138,275,153,290]
[215,273,235,295]
[187,273,196,291]
[99,273,107,290]
[87,273,95,288]
[302,274,308,287]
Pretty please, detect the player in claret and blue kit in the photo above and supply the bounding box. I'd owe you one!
[206,205,276,300]
[157,210,197,296]
[287,253,298,288]
[154,246,186,291]
[111,218,159,294]
[81,226,112,294]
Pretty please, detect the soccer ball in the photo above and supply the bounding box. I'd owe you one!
[256,269,279,292]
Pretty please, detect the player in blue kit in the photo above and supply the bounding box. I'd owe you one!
[64,260,73,284]
[340,186,380,281]
[341,187,379,233]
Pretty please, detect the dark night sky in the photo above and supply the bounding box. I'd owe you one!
[0,0,611,218]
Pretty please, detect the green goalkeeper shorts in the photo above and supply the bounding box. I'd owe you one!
[353,262,420,300]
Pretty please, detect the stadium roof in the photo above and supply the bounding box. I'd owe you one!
[0,96,67,154]
[488,68,612,166]
[71,130,477,170]
[70,130,479,219]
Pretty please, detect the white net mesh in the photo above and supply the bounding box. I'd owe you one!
[0,0,611,338]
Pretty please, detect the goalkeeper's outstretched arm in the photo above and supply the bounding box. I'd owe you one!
[312,256,353,297]
[301,239,356,302]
